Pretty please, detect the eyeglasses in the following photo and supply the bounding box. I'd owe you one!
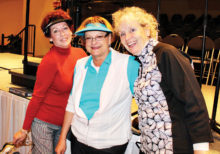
[84,33,109,42]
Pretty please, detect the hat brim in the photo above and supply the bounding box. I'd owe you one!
[43,18,72,34]
[75,24,112,36]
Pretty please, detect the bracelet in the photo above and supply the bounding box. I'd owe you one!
[20,128,28,135]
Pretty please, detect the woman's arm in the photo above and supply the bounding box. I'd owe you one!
[55,111,74,154]
[13,53,58,146]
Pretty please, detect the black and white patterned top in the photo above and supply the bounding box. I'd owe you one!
[134,38,213,154]
[134,39,173,154]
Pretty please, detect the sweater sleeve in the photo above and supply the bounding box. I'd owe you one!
[22,54,58,130]
[158,46,213,144]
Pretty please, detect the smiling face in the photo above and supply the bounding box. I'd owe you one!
[118,16,150,56]
[84,31,111,62]
[50,22,72,48]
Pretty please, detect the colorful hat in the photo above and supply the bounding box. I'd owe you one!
[75,23,112,36]
[41,9,72,37]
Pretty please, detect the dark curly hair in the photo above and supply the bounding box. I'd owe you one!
[41,9,72,37]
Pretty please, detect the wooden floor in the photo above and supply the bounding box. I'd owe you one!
[0,52,220,153]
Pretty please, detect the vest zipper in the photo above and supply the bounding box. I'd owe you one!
[85,119,90,145]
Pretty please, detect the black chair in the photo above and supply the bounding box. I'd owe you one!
[158,14,170,38]
[183,14,196,39]
[159,14,169,25]
[171,14,183,27]
[161,34,185,51]
[183,14,196,25]
[185,36,215,85]
[169,14,184,38]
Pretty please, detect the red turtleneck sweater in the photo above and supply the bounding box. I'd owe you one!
[23,45,87,130]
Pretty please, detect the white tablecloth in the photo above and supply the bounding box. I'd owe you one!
[0,90,71,154]
[0,90,30,153]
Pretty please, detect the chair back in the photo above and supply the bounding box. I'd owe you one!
[162,34,185,51]
[185,36,214,52]
[214,38,220,50]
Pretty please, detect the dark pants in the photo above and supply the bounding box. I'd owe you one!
[70,135,128,154]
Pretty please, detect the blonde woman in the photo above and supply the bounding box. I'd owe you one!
[112,6,213,154]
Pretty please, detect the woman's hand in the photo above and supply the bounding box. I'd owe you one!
[12,129,28,147]
[55,139,66,154]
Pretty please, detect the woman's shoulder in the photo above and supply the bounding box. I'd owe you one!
[111,48,130,59]
[154,42,192,66]
[39,49,57,67]
[154,42,178,55]
[153,42,183,61]
[76,56,90,65]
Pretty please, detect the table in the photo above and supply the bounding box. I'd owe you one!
[0,90,31,153]
[0,90,71,153]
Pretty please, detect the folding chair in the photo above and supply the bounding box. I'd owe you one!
[185,36,215,85]
[161,34,185,51]
[211,38,220,85]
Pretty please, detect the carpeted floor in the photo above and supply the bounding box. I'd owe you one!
[209,130,220,153]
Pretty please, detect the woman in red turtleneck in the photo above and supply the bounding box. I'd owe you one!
[13,9,87,153]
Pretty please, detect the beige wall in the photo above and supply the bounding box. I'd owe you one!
[0,0,25,44]
[0,0,55,57]
[29,0,54,57]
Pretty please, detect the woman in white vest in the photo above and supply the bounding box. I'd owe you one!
[55,16,140,154]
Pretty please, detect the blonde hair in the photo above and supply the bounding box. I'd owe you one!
[112,6,158,40]
[76,16,115,42]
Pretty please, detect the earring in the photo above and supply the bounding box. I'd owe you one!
[49,38,53,44]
